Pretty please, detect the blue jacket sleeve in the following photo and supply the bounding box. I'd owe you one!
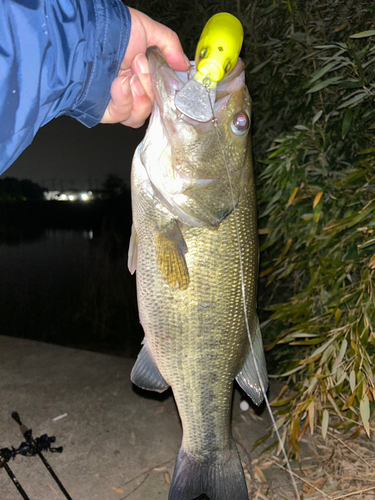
[0,0,131,173]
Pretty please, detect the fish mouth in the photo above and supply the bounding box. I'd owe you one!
[146,47,184,111]
[146,46,245,122]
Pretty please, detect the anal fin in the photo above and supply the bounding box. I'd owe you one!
[131,339,169,393]
[236,317,268,406]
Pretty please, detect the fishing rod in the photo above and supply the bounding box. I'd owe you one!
[0,446,31,500]
[12,411,73,500]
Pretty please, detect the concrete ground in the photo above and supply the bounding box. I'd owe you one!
[0,335,293,500]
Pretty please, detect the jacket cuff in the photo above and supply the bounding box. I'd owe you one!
[67,0,131,127]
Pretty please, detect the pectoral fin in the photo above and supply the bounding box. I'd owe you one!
[131,339,169,393]
[128,224,138,275]
[236,318,268,406]
[156,222,189,290]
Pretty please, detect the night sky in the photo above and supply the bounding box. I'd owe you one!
[3,116,148,191]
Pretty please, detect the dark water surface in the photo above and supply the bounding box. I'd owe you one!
[0,205,143,357]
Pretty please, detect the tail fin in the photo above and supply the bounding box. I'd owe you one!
[169,443,249,500]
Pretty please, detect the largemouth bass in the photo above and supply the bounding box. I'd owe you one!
[128,47,268,500]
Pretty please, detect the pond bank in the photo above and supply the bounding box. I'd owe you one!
[0,335,296,500]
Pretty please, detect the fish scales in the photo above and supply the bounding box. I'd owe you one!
[129,47,268,500]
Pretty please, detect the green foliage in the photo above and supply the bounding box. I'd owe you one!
[126,0,375,444]
[0,177,46,201]
[249,1,375,446]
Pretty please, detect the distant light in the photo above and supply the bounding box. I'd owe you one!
[68,195,75,201]
[81,193,89,201]
[59,194,68,201]
[88,191,92,195]
[89,230,93,240]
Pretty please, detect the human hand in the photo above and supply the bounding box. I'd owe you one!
[100,7,189,128]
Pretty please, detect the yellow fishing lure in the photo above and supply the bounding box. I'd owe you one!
[195,12,243,84]
[175,13,244,122]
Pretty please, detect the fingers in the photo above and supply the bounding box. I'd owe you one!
[100,68,153,128]
[101,7,190,127]
[131,53,154,102]
[148,25,190,71]
[126,8,190,72]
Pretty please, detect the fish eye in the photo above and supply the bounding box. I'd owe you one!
[231,112,250,136]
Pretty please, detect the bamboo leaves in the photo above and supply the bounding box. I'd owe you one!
[337,91,368,109]
[342,109,353,139]
[350,30,375,39]
[321,410,329,440]
[254,0,375,450]
[313,191,323,209]
[306,76,343,94]
[360,394,370,437]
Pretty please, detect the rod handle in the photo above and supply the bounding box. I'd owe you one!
[11,412,22,426]
[12,412,29,437]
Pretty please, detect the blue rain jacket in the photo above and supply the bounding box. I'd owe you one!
[0,0,131,173]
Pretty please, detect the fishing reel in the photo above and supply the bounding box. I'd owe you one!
[0,432,63,466]
[1,412,72,500]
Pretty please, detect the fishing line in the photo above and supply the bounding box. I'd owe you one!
[203,79,301,500]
